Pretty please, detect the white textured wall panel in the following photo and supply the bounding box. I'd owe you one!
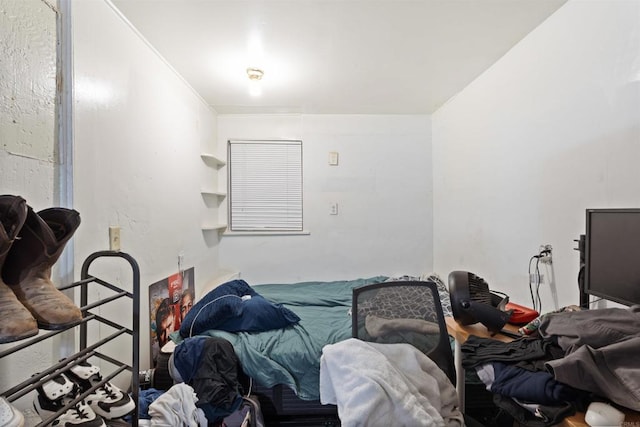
[0,0,56,162]
[432,0,640,310]
[0,0,59,409]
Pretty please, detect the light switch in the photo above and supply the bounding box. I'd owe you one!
[329,151,339,166]
[109,226,121,251]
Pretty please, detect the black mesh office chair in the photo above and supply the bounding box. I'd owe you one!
[352,280,484,427]
[352,280,456,385]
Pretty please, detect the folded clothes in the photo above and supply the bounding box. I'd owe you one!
[491,362,580,405]
[461,335,551,369]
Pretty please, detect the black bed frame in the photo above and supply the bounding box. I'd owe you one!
[251,382,339,426]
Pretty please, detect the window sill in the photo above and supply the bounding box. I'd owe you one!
[222,230,310,237]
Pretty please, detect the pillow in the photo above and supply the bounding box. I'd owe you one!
[179,279,300,337]
[216,294,301,332]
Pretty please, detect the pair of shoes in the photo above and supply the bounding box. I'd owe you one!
[68,360,136,420]
[33,361,135,426]
[34,374,105,427]
[0,397,24,427]
[0,195,82,344]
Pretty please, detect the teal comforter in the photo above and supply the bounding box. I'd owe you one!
[191,276,387,400]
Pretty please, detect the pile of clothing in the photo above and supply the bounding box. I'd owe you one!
[462,305,640,426]
[137,336,263,427]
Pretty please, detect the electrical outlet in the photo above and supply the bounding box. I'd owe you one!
[539,244,552,253]
[109,226,121,251]
[330,203,338,215]
[539,244,552,264]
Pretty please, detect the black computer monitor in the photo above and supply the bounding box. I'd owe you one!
[584,208,640,306]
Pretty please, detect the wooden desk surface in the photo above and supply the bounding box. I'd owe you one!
[445,316,519,343]
[445,317,640,427]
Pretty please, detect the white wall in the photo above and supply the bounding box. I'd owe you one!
[218,114,433,284]
[72,0,220,369]
[0,0,57,203]
[432,0,640,311]
[0,0,60,404]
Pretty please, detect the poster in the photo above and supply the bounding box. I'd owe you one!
[149,267,195,366]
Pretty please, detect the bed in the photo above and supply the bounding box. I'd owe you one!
[167,273,476,425]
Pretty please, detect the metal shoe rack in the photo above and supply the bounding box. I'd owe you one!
[0,250,141,426]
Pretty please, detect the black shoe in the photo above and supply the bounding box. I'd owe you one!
[66,361,135,420]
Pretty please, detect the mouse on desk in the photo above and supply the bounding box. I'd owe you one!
[585,401,625,426]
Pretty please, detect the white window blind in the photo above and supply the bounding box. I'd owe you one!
[228,140,303,231]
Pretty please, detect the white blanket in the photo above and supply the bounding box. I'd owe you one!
[320,338,464,427]
[149,383,208,427]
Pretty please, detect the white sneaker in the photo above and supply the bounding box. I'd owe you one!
[66,361,135,420]
[33,374,106,427]
[0,397,24,427]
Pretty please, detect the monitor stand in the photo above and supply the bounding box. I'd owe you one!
[575,234,589,309]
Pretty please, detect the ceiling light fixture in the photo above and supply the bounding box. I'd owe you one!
[247,67,264,96]
[247,67,264,80]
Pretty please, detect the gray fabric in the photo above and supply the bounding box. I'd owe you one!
[538,305,640,353]
[546,337,640,411]
[538,305,640,411]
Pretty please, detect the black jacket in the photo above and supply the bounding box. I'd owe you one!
[172,336,244,422]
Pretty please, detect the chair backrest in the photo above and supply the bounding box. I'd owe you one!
[351,280,456,385]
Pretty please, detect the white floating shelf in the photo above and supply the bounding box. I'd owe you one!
[200,153,226,167]
[201,223,227,231]
[201,190,227,198]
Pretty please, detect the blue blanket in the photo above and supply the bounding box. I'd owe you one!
[175,276,387,400]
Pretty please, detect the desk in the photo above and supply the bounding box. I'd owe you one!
[445,317,640,427]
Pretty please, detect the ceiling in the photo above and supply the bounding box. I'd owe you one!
[111,0,567,115]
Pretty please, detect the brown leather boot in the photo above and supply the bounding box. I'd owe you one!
[2,205,82,330]
[0,195,39,343]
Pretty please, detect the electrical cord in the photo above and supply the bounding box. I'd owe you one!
[534,256,542,313]
[529,255,540,313]
[246,377,253,398]
[528,248,552,313]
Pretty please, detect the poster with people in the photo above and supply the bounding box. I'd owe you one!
[148,267,195,366]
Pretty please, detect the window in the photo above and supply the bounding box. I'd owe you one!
[228,140,303,232]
